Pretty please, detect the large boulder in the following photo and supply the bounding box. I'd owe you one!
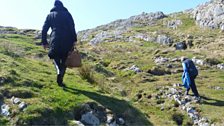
[81,112,100,125]
[175,42,187,50]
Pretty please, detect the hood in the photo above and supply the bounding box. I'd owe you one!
[50,6,68,12]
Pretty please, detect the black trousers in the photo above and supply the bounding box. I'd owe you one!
[53,57,67,83]
[186,76,199,97]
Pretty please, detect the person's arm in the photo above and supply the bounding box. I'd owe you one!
[41,15,50,49]
[182,63,186,81]
[68,12,77,44]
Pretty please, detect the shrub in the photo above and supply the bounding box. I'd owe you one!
[205,58,221,66]
[78,64,95,84]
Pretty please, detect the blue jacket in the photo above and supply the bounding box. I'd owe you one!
[182,62,191,89]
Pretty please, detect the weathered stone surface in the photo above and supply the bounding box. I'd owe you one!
[1,104,10,116]
[156,35,173,45]
[18,101,28,111]
[81,111,100,125]
[78,12,166,45]
[175,42,187,50]
[129,65,141,73]
[167,20,183,29]
[187,0,224,29]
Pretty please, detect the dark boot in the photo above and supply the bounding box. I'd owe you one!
[57,74,65,87]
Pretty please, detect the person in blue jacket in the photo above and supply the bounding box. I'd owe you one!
[41,0,77,87]
[181,57,200,98]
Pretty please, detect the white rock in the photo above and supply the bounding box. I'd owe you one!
[18,102,27,111]
[1,104,10,116]
[118,117,125,125]
[13,98,21,104]
[71,120,85,126]
[106,115,114,123]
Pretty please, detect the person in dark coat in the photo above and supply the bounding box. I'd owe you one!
[181,57,200,99]
[41,0,77,87]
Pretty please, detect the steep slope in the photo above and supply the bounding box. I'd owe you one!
[0,29,152,126]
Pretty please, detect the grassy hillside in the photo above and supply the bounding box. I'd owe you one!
[1,12,224,126]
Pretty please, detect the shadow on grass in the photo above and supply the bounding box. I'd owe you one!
[201,96,224,106]
[63,86,153,126]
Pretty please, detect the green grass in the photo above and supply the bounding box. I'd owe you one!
[0,35,152,125]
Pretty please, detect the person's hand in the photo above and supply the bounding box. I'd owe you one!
[42,44,49,50]
[73,41,77,46]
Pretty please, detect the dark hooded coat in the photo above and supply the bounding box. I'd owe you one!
[41,2,77,59]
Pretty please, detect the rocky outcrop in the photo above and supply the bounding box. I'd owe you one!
[78,12,167,45]
[97,11,166,30]
[0,96,28,117]
[167,20,183,29]
[188,0,224,29]
[0,26,41,39]
[72,102,125,126]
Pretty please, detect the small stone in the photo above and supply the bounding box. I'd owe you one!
[13,98,21,104]
[117,117,125,125]
[108,121,117,126]
[18,102,27,111]
[1,104,10,116]
[71,120,85,126]
[107,114,114,123]
[10,96,15,102]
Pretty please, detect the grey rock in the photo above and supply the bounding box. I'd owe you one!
[217,63,224,69]
[167,64,173,68]
[18,102,27,111]
[79,12,166,44]
[199,122,210,126]
[156,35,173,45]
[106,114,115,124]
[34,31,42,39]
[192,57,205,66]
[154,57,169,64]
[175,42,187,50]
[171,58,180,62]
[169,88,178,95]
[117,117,125,125]
[188,0,224,29]
[0,77,5,84]
[81,111,100,126]
[1,104,10,116]
[129,65,141,73]
[13,97,21,104]
[173,83,182,87]
[133,33,156,42]
[167,20,182,29]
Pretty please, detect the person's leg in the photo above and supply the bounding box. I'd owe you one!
[185,88,190,95]
[60,57,67,83]
[53,58,64,86]
[190,77,199,97]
